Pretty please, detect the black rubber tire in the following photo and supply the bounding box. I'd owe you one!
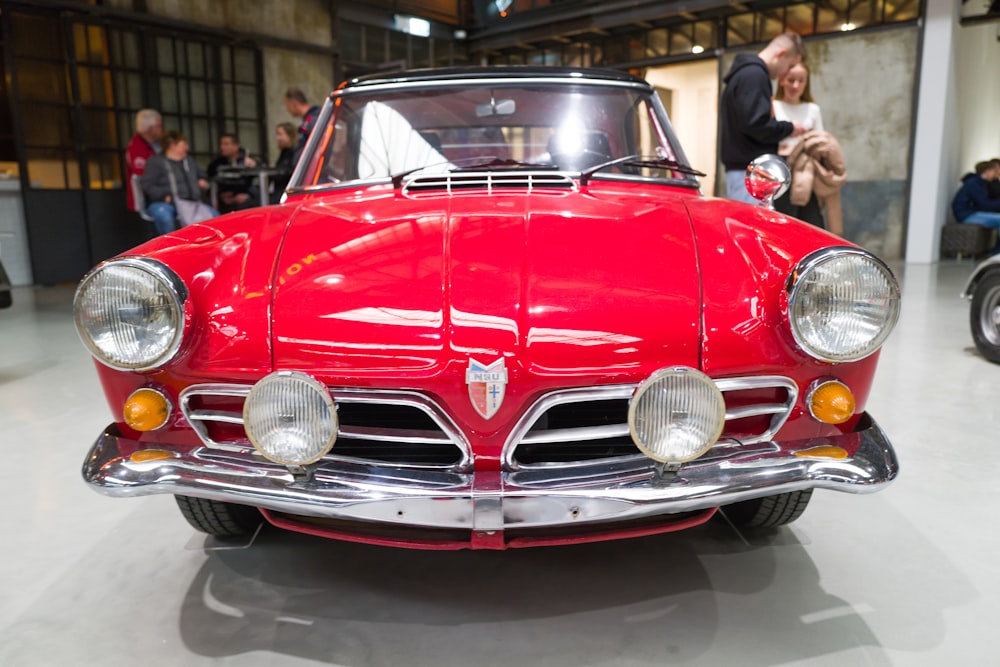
[174,495,262,537]
[722,489,814,528]
[970,270,1000,364]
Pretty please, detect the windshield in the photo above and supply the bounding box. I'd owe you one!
[291,78,699,190]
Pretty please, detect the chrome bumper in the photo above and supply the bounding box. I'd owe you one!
[83,413,897,532]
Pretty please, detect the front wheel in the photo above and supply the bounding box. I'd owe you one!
[970,270,1000,363]
[721,489,813,528]
[175,495,262,537]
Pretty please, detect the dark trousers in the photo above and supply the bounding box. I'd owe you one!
[775,189,824,229]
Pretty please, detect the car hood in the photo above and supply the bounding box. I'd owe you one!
[271,188,701,387]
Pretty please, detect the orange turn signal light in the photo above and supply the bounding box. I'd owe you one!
[807,380,855,425]
[123,388,170,432]
[793,445,849,460]
[130,449,177,463]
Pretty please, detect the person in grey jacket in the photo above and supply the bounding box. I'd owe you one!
[141,130,216,235]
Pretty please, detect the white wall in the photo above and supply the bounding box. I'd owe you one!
[956,22,1000,174]
[644,60,719,194]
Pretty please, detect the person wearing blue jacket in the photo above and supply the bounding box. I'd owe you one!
[952,160,1000,226]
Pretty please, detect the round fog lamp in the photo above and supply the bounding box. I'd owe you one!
[244,371,338,466]
[628,367,725,463]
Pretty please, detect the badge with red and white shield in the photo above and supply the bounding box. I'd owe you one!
[466,358,507,420]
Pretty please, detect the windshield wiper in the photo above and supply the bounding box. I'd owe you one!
[450,157,558,172]
[580,154,706,185]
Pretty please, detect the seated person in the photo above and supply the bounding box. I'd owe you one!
[952,160,1000,227]
[141,130,217,235]
[207,133,258,212]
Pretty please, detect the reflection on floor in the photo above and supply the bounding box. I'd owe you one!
[1,261,996,666]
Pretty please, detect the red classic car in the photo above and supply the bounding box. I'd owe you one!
[75,67,900,550]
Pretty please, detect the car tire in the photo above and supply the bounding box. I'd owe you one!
[174,495,262,537]
[970,270,1000,364]
[0,260,11,309]
[721,489,813,528]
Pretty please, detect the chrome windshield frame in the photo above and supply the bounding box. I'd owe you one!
[286,73,700,195]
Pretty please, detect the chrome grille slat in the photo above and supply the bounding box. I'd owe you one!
[402,171,577,196]
[726,404,788,420]
[187,410,243,425]
[506,376,799,469]
[179,384,470,469]
[337,425,456,445]
[519,424,631,445]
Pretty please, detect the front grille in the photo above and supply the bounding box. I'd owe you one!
[179,384,469,468]
[505,376,798,468]
[402,171,577,196]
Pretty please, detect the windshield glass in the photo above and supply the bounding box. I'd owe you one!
[292,78,698,189]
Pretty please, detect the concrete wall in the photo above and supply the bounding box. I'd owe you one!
[720,27,919,261]
[809,27,919,261]
[145,0,332,45]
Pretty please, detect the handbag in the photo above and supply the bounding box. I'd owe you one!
[173,198,216,227]
[167,159,216,227]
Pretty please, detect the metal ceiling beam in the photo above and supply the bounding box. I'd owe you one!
[467,0,745,53]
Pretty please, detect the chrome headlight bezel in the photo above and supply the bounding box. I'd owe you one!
[73,257,189,372]
[786,247,900,363]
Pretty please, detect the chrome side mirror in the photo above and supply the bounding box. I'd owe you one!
[744,154,790,209]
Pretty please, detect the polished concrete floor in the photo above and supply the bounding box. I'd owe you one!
[1,261,997,666]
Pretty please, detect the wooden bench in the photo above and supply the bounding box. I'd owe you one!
[941,222,996,260]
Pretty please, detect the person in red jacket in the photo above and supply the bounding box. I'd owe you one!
[125,109,162,212]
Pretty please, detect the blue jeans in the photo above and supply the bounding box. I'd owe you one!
[962,211,1000,228]
[146,202,178,236]
[725,169,756,205]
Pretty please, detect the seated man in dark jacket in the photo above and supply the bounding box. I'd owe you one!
[987,158,1000,200]
[207,133,258,213]
[952,160,1000,225]
[953,160,1000,254]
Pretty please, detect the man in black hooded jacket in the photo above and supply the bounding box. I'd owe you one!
[720,32,807,203]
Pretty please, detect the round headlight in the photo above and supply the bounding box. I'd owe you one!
[74,259,186,371]
[628,367,725,464]
[788,249,900,362]
[244,372,338,466]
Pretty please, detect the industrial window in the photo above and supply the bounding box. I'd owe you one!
[6,9,265,191]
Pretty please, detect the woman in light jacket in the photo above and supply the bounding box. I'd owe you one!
[772,63,825,228]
